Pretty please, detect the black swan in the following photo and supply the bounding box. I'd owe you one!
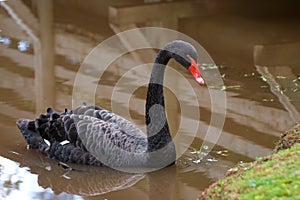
[17,40,204,170]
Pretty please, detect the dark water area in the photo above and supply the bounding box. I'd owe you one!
[0,0,300,199]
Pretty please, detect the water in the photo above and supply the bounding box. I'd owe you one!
[0,1,300,199]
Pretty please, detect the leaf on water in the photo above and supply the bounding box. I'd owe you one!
[221,85,241,91]
[260,85,269,88]
[215,150,229,156]
[200,64,219,70]
[193,159,201,164]
[261,76,269,82]
[207,157,218,162]
[262,99,274,102]
[276,75,287,79]
[244,73,255,77]
[292,78,298,83]
[216,151,222,155]
[190,150,201,154]
[9,151,21,156]
[227,85,241,89]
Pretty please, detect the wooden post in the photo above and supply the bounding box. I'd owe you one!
[35,0,55,113]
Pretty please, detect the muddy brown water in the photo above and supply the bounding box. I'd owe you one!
[0,1,300,199]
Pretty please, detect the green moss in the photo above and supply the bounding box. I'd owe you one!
[199,123,300,200]
[201,146,300,199]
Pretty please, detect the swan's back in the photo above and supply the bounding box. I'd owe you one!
[17,104,149,167]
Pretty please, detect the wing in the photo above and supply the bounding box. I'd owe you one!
[72,114,148,167]
[72,104,146,138]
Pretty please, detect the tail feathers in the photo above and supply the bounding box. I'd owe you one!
[35,111,68,143]
[17,118,103,166]
[16,119,49,153]
[17,104,105,166]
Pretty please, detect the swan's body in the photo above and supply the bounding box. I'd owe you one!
[17,40,204,169]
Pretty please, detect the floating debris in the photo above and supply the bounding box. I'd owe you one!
[200,64,219,70]
[191,150,200,154]
[193,159,201,164]
[262,98,274,102]
[191,149,209,158]
[215,149,229,157]
[244,73,255,77]
[207,157,218,162]
[260,75,269,82]
[260,85,269,88]
[220,85,241,91]
[45,165,51,171]
[9,151,21,156]
[276,75,287,79]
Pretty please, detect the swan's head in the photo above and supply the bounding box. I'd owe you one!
[163,40,204,85]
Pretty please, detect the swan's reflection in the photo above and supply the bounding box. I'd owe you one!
[20,150,176,199]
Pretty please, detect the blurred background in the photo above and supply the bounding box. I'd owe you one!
[0,0,300,199]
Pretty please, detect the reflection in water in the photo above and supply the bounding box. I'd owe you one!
[0,150,177,199]
[0,36,11,45]
[17,40,30,52]
[0,156,82,200]
[19,151,146,197]
[0,0,300,199]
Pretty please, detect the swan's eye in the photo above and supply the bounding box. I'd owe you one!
[187,55,204,85]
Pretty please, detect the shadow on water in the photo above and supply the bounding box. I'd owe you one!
[0,0,300,199]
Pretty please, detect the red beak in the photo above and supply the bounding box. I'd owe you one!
[187,55,204,85]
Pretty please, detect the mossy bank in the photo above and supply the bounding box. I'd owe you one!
[199,124,300,200]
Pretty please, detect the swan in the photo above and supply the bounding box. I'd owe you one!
[17,40,204,171]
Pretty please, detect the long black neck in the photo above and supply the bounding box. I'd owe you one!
[146,50,173,152]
